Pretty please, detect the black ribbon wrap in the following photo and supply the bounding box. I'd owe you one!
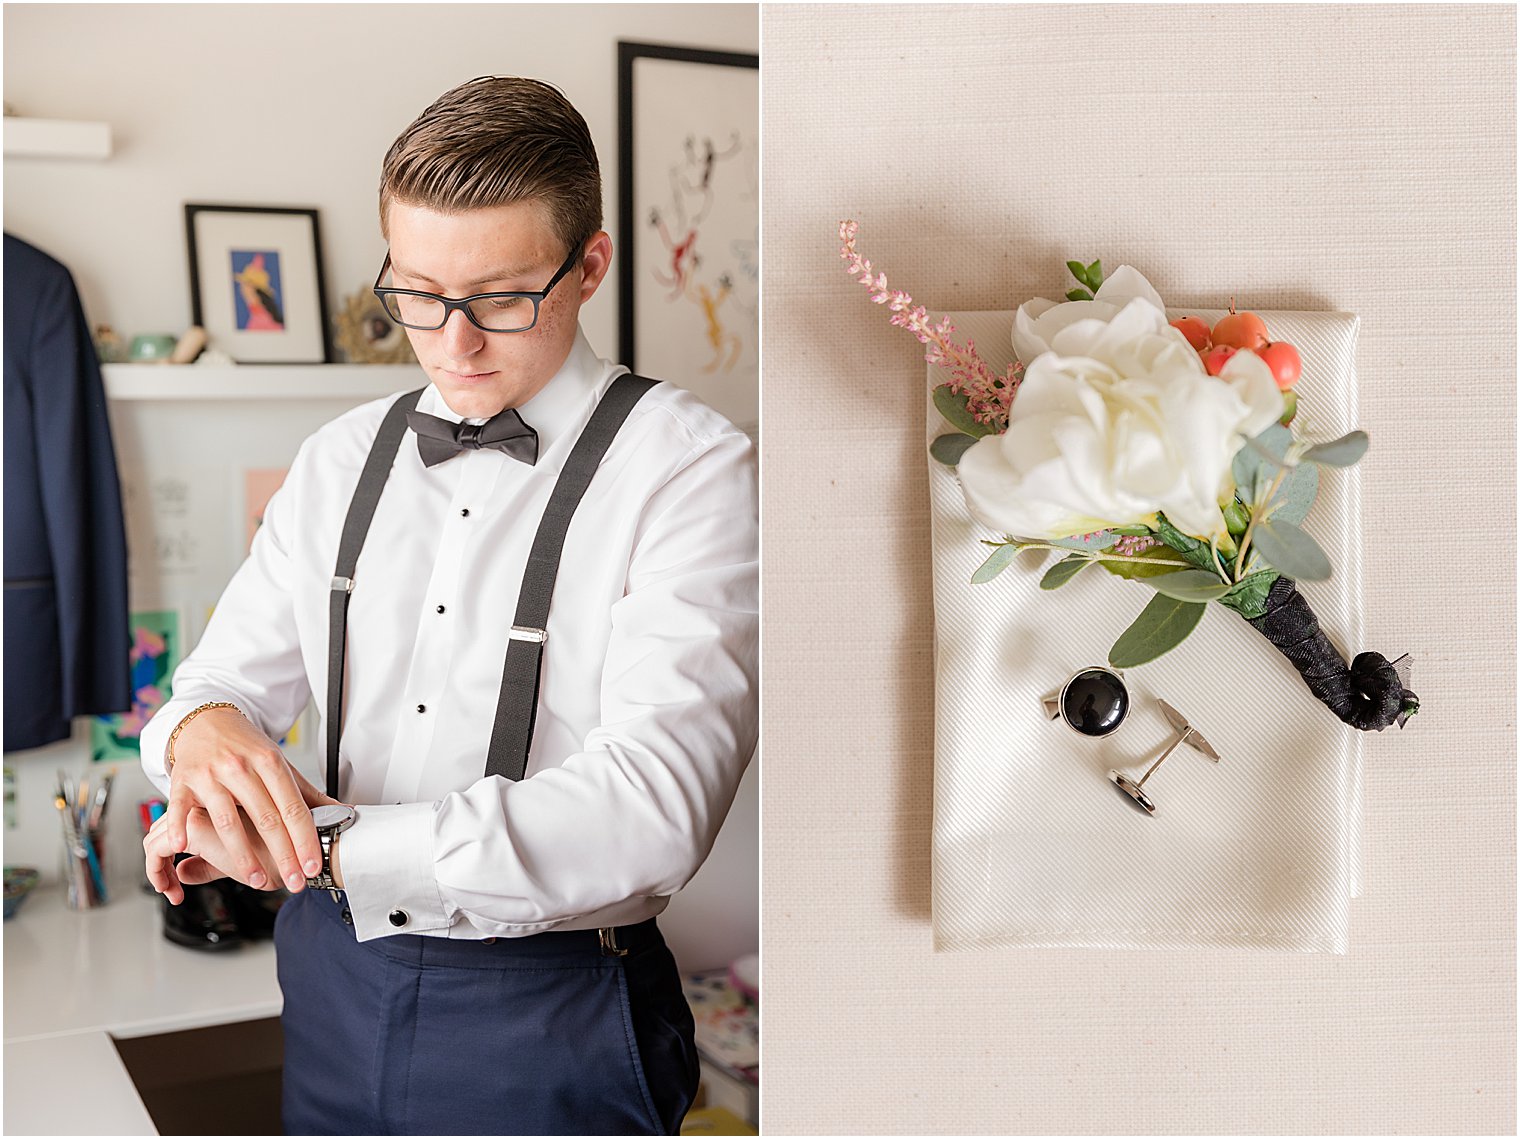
[1245,576,1419,731]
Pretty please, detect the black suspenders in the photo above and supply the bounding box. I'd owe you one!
[324,374,658,800]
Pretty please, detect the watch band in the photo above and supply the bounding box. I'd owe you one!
[305,806,356,900]
[308,828,341,900]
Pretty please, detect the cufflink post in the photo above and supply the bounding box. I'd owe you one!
[1108,700,1221,816]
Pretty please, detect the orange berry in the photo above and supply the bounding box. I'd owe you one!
[1257,341,1303,390]
[1212,311,1270,350]
[1202,344,1238,377]
[1170,316,1211,352]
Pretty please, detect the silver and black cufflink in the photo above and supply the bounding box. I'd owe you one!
[1107,699,1221,816]
[1042,666,1130,738]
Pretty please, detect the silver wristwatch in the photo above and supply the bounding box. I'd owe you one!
[306,804,357,901]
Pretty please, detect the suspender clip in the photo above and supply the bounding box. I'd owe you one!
[509,625,548,644]
[597,927,629,957]
[331,576,355,594]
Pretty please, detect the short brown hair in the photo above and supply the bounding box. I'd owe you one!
[379,76,602,259]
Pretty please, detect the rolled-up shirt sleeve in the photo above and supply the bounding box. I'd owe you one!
[339,428,758,943]
[138,440,315,797]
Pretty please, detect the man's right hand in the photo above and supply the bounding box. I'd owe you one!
[155,707,327,901]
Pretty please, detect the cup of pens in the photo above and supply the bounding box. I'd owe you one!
[55,769,113,910]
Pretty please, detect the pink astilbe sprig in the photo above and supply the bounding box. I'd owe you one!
[839,220,1021,432]
[1112,533,1160,556]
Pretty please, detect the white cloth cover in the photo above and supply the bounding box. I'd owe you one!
[928,310,1366,953]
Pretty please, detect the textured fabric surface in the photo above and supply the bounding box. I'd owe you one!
[928,310,1367,954]
[760,4,1515,1134]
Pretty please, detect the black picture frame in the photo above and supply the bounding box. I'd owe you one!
[617,40,759,373]
[184,203,334,364]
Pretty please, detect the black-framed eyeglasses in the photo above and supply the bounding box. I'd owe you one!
[372,245,579,334]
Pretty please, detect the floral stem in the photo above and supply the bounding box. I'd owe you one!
[996,541,1193,568]
[1209,537,1231,583]
[839,220,1021,431]
[1234,467,1288,583]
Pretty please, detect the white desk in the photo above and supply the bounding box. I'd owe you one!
[3,882,282,1136]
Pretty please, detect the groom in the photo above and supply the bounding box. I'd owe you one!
[141,76,757,1135]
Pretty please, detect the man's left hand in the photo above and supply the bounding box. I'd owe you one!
[144,766,341,903]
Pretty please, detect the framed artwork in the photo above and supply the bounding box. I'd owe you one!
[91,608,182,762]
[184,203,333,363]
[618,42,759,436]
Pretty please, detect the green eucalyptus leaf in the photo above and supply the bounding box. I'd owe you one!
[1215,570,1279,620]
[971,543,1020,584]
[1249,519,1333,581]
[1065,288,1093,302]
[1245,433,1287,468]
[1233,424,1291,503]
[1232,424,1319,525]
[1040,553,1091,591]
[1143,568,1233,602]
[1087,259,1103,289]
[1066,260,1091,288]
[1302,430,1369,468]
[1264,458,1319,527]
[929,432,979,466]
[1109,594,1207,668]
[933,385,994,438]
[1048,530,1118,552]
[1100,544,1196,581]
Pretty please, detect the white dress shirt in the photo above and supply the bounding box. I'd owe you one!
[140,330,758,943]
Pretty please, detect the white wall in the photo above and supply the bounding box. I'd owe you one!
[3,2,758,362]
[3,2,758,972]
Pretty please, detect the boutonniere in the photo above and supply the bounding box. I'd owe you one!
[841,220,1418,732]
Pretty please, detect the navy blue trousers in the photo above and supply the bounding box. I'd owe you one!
[274,888,698,1135]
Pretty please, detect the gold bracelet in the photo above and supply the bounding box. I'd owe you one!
[166,701,245,774]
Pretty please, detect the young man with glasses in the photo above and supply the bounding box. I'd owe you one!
[140,76,756,1135]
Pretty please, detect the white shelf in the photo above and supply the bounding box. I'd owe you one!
[102,363,423,401]
[4,116,112,160]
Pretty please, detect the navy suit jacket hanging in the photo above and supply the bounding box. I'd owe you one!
[3,234,130,751]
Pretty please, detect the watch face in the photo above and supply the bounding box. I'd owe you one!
[310,804,356,831]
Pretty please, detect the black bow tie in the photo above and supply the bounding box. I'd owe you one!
[406,407,539,468]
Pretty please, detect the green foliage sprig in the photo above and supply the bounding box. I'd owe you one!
[963,420,1371,668]
[1065,259,1104,302]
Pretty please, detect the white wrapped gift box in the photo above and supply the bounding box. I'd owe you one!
[927,310,1368,953]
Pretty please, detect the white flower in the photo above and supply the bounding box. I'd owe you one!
[1012,265,1168,365]
[958,277,1283,543]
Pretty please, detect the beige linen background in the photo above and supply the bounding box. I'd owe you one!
[760,4,1514,1134]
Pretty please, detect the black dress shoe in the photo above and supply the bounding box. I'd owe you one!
[222,880,290,940]
[161,878,242,951]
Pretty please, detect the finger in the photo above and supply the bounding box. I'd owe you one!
[163,792,193,853]
[219,764,305,892]
[144,841,184,904]
[199,783,270,890]
[143,827,186,904]
[257,754,326,878]
[186,809,282,889]
[239,812,290,889]
[174,855,228,887]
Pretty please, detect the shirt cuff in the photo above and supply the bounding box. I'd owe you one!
[337,802,452,942]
